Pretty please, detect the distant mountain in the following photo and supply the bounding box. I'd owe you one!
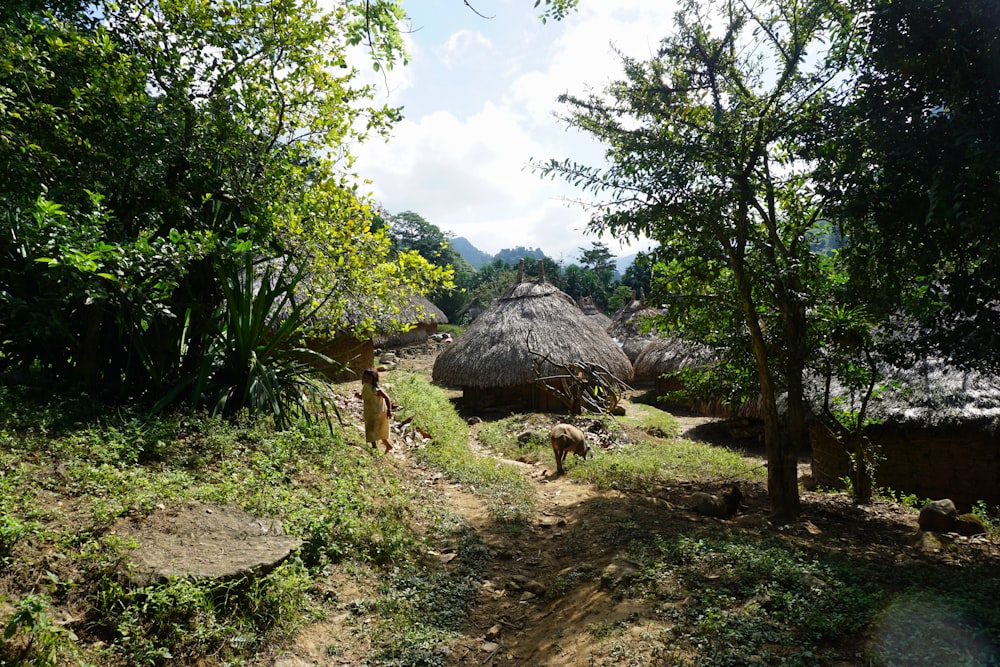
[448,237,493,269]
[494,246,545,266]
[616,252,637,275]
[450,236,640,275]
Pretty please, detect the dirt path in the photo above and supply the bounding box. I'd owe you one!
[280,347,935,666]
[390,404,747,665]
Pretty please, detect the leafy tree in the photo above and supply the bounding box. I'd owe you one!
[823,0,1000,372]
[578,241,616,274]
[495,246,544,266]
[541,0,855,520]
[381,210,463,267]
[0,0,448,414]
[620,252,654,300]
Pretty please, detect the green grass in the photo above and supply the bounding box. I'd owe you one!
[475,409,764,493]
[389,372,537,523]
[3,380,1000,667]
[0,384,483,666]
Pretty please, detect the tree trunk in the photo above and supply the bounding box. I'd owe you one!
[732,254,801,522]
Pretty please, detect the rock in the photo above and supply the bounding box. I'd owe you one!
[918,499,958,533]
[482,641,500,653]
[910,530,955,553]
[600,558,640,590]
[112,502,302,586]
[955,513,987,536]
[485,624,502,641]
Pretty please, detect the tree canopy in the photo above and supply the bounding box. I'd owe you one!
[0,0,449,414]
[541,0,856,519]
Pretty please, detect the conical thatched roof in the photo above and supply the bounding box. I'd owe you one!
[433,278,632,389]
[402,294,448,326]
[608,298,662,363]
[633,337,711,383]
[578,296,613,331]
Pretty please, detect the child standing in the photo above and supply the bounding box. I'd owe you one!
[361,368,393,453]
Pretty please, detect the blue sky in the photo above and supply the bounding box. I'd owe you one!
[352,1,679,263]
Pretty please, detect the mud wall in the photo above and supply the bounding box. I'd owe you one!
[810,422,1000,509]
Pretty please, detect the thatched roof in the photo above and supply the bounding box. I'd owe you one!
[823,357,1000,431]
[608,298,662,363]
[632,338,712,382]
[433,279,633,389]
[400,294,448,326]
[578,296,613,330]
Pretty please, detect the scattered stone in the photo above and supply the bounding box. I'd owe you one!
[918,499,958,533]
[601,558,640,591]
[485,624,502,641]
[111,502,301,586]
[482,641,500,653]
[518,591,537,602]
[955,513,987,536]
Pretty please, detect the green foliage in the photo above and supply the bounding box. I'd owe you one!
[154,253,338,429]
[634,535,880,665]
[391,372,537,523]
[0,0,449,414]
[825,0,1000,373]
[2,594,80,667]
[540,0,859,518]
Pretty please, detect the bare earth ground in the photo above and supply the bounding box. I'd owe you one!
[117,346,997,666]
[261,346,996,667]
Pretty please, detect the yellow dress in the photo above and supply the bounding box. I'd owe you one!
[362,383,389,443]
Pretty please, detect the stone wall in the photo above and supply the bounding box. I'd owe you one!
[810,421,1000,510]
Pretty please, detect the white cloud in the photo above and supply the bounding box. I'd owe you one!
[436,29,493,68]
[353,3,680,261]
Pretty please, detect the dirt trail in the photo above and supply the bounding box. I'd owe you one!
[282,347,929,666]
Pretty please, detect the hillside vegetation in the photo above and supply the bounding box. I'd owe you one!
[2,364,999,666]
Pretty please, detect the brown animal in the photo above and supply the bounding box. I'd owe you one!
[689,485,744,519]
[550,423,591,475]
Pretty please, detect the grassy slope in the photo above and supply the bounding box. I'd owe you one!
[1,377,999,666]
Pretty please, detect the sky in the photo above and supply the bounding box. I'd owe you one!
[351,0,680,265]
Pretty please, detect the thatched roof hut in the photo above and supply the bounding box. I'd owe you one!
[632,338,709,386]
[433,277,632,412]
[578,296,613,331]
[375,294,448,348]
[811,357,1000,506]
[608,296,662,363]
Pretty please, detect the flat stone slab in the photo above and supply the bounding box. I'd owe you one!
[111,501,302,585]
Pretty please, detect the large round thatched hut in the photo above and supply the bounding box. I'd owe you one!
[433,277,633,412]
[608,296,662,363]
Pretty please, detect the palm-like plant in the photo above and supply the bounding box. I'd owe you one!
[157,253,341,430]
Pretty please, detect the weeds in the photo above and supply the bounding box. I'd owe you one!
[391,372,537,523]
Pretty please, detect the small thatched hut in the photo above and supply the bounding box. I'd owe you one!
[432,276,632,412]
[578,296,613,331]
[608,296,662,363]
[811,357,1000,507]
[633,338,709,388]
[375,294,448,349]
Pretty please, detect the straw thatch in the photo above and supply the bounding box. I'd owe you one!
[432,278,632,411]
[632,337,710,385]
[811,357,1000,506]
[578,296,613,331]
[375,294,449,348]
[608,297,662,363]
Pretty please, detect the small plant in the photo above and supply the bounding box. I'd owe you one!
[3,594,80,667]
